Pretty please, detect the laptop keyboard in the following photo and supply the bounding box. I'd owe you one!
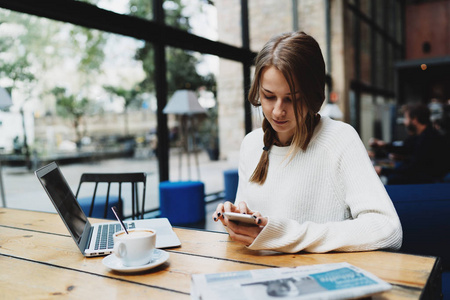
[95,222,136,250]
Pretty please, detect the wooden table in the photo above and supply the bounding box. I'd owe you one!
[0,208,442,299]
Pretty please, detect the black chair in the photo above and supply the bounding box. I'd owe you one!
[75,172,147,220]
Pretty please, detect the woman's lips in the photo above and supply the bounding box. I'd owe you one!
[273,119,287,125]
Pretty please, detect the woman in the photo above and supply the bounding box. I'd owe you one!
[213,31,402,253]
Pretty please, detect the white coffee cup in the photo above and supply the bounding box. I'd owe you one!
[113,229,156,267]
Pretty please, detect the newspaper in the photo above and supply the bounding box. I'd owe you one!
[191,262,391,300]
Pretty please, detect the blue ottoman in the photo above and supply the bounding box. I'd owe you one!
[223,169,239,201]
[77,196,121,220]
[159,181,205,225]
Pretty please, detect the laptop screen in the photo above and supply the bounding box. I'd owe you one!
[37,163,87,243]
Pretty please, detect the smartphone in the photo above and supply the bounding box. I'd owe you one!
[223,212,256,225]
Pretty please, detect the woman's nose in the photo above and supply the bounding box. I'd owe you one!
[273,99,286,117]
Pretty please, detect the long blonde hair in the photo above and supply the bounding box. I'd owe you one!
[248,31,325,185]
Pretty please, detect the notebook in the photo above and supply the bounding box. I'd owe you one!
[35,161,181,257]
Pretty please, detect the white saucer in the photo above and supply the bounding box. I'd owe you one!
[102,249,169,273]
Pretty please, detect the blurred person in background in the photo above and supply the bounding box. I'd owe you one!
[373,103,449,184]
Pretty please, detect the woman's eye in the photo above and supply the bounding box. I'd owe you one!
[263,94,275,100]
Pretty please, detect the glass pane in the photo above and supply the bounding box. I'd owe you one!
[375,33,385,90]
[361,93,375,148]
[360,22,372,84]
[347,9,355,80]
[394,47,402,62]
[164,47,223,183]
[165,0,218,41]
[387,1,395,41]
[75,0,219,44]
[387,44,394,92]
[165,47,216,94]
[375,0,385,29]
[360,0,371,18]
[0,8,162,215]
[75,0,154,20]
[395,1,403,44]
[374,96,395,142]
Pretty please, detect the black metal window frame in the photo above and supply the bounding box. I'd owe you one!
[347,0,405,133]
[0,0,257,181]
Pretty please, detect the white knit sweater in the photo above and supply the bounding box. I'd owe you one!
[235,116,402,253]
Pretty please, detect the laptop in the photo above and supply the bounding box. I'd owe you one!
[35,161,181,257]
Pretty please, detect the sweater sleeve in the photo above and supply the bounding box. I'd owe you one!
[247,126,403,253]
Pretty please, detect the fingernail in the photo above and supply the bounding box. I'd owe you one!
[217,212,221,217]
[257,219,262,224]
[252,215,257,219]
[214,217,217,221]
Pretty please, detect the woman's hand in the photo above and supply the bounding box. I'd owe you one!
[212,201,268,246]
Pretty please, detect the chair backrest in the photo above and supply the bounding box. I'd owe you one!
[385,183,450,269]
[75,172,147,220]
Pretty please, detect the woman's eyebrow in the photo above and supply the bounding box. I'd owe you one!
[261,86,299,96]
[261,86,273,94]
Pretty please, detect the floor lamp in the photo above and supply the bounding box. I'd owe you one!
[163,90,206,181]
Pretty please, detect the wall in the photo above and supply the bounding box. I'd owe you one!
[405,0,450,60]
